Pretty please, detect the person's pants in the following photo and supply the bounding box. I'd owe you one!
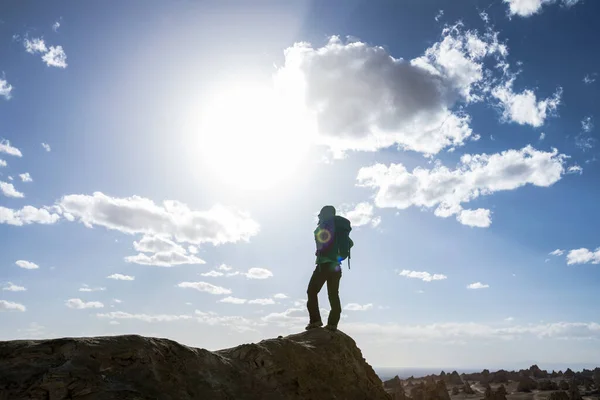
[306,264,342,327]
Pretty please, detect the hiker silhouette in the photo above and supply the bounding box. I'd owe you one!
[306,205,353,332]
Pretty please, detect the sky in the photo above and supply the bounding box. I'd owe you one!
[1,0,600,371]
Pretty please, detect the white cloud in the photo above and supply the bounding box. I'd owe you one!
[133,234,186,254]
[248,298,276,305]
[344,320,600,341]
[41,143,51,152]
[219,296,247,304]
[582,116,594,133]
[52,20,61,32]
[65,298,104,309]
[58,192,259,245]
[125,251,205,267]
[188,245,198,254]
[575,133,595,151]
[200,270,223,277]
[566,248,600,265]
[567,165,583,175]
[357,145,567,227]
[274,23,511,157]
[273,293,288,299]
[177,281,231,295]
[0,181,24,198]
[15,260,39,270]
[583,74,597,85]
[549,249,564,256]
[344,303,373,311]
[340,202,381,227]
[107,273,134,281]
[539,132,546,141]
[0,159,6,167]
[19,173,32,183]
[261,307,306,328]
[196,310,262,333]
[505,317,515,322]
[24,37,47,53]
[399,270,447,282]
[97,311,192,322]
[78,285,106,292]
[42,46,68,68]
[0,140,22,157]
[113,299,122,303]
[2,282,26,292]
[217,264,233,271]
[245,267,273,279]
[504,0,584,17]
[492,80,561,127]
[434,10,444,22]
[0,205,61,226]
[0,300,26,312]
[109,320,120,325]
[456,208,492,228]
[467,282,490,289]
[23,38,68,68]
[0,79,12,100]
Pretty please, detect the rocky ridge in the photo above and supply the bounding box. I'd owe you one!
[0,328,390,400]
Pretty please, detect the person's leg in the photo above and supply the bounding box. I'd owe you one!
[326,270,342,328]
[306,266,327,325]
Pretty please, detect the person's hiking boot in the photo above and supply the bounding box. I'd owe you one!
[324,324,337,332]
[305,321,323,330]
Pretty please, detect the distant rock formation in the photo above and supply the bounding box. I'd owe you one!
[569,380,582,400]
[0,330,390,400]
[410,380,450,400]
[550,391,570,400]
[538,379,559,391]
[517,375,538,392]
[462,381,475,394]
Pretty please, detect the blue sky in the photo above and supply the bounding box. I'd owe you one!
[1,0,600,370]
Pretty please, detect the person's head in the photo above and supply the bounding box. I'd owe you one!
[318,205,336,222]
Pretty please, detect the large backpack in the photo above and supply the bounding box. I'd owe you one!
[334,216,354,269]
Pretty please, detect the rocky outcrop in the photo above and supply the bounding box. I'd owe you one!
[462,381,475,394]
[410,380,450,400]
[0,329,390,400]
[517,375,538,392]
[550,392,570,400]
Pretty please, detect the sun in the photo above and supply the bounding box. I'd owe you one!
[194,82,314,191]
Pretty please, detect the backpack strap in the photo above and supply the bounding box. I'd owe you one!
[348,248,351,270]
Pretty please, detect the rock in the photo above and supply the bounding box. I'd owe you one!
[539,380,559,391]
[383,375,402,390]
[448,371,462,385]
[462,381,475,394]
[410,380,450,400]
[560,380,570,390]
[484,384,493,399]
[564,369,575,379]
[451,386,459,395]
[517,376,538,392]
[0,330,390,400]
[530,364,548,379]
[568,380,582,400]
[550,392,570,400]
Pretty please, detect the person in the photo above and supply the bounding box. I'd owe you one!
[306,205,343,332]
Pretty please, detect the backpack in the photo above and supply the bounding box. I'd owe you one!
[334,216,354,269]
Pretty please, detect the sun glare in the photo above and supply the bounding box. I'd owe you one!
[194,83,314,191]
